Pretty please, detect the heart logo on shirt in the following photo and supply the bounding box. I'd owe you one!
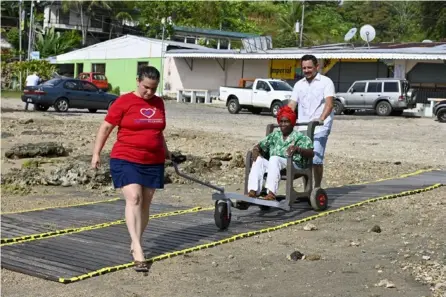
[140,108,156,119]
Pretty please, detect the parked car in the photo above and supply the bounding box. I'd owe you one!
[334,78,416,116]
[21,78,118,112]
[219,78,293,117]
[433,100,446,123]
[78,72,109,91]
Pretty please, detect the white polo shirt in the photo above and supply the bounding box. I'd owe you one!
[26,74,40,87]
[291,73,335,135]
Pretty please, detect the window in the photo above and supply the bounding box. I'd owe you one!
[367,82,382,93]
[92,63,106,73]
[268,81,293,91]
[350,82,366,92]
[63,81,80,90]
[137,61,149,74]
[42,79,62,86]
[81,81,98,92]
[256,81,270,91]
[93,74,106,80]
[384,82,399,92]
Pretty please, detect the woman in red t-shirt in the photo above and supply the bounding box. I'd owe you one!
[91,66,170,272]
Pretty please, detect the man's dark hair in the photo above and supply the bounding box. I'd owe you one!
[301,54,318,66]
[137,66,160,81]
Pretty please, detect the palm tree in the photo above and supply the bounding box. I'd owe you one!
[60,0,111,46]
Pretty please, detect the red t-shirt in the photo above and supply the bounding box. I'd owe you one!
[105,92,166,164]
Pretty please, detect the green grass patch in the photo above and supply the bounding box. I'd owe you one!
[1,90,22,99]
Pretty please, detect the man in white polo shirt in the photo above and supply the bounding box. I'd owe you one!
[288,54,335,188]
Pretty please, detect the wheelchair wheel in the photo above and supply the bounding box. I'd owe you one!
[214,200,231,230]
[309,188,328,211]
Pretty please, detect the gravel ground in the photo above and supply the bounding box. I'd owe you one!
[1,98,445,297]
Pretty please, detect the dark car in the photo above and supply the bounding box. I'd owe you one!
[433,100,446,123]
[21,78,119,113]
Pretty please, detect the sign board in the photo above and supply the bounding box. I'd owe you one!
[269,60,299,80]
[30,51,40,60]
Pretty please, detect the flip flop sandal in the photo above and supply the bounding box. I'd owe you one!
[134,261,149,272]
[263,193,276,201]
[248,190,257,198]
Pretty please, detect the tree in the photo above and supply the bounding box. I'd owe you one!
[34,27,81,58]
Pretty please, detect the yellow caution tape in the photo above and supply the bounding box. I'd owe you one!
[57,182,443,284]
[1,207,213,246]
[1,197,122,215]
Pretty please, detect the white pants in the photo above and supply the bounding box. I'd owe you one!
[248,156,299,195]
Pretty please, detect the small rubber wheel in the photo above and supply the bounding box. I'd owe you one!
[214,200,231,230]
[309,188,328,211]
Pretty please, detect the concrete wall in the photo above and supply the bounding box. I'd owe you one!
[164,58,269,94]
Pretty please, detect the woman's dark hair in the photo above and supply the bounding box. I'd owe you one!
[137,65,160,82]
[301,54,318,66]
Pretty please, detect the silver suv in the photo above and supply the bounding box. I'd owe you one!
[334,78,416,116]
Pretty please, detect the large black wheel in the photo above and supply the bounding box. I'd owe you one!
[309,187,328,211]
[375,101,392,116]
[437,109,446,123]
[214,200,231,230]
[227,98,241,114]
[54,98,69,112]
[333,100,344,115]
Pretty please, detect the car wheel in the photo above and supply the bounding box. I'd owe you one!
[227,98,240,114]
[88,109,98,113]
[375,101,392,116]
[333,100,344,115]
[54,98,69,112]
[437,109,446,123]
[33,104,49,112]
[270,101,282,118]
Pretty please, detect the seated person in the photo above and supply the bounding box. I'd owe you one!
[247,106,314,201]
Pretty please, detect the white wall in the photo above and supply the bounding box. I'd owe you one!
[164,58,269,93]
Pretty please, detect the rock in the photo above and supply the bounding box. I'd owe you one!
[21,130,63,136]
[228,255,234,259]
[305,254,321,261]
[229,151,245,169]
[394,161,402,165]
[349,241,360,247]
[5,142,69,159]
[434,282,445,290]
[375,279,396,288]
[210,152,232,162]
[303,223,318,231]
[287,251,304,261]
[1,167,45,186]
[211,261,218,267]
[422,255,431,260]
[1,132,13,138]
[19,119,34,124]
[370,225,382,233]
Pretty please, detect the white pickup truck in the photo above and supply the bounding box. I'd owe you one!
[219,78,293,117]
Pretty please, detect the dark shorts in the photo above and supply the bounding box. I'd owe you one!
[110,158,165,189]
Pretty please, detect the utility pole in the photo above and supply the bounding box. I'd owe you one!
[27,0,35,61]
[19,0,23,90]
[160,16,171,96]
[299,0,305,48]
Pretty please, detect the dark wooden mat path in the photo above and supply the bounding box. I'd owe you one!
[1,170,444,283]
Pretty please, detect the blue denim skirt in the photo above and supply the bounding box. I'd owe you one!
[110,158,165,189]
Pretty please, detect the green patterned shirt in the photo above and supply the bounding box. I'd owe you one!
[258,130,314,168]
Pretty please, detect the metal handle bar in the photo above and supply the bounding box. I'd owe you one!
[171,161,225,193]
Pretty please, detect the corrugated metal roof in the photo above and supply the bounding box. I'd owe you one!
[165,44,446,60]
